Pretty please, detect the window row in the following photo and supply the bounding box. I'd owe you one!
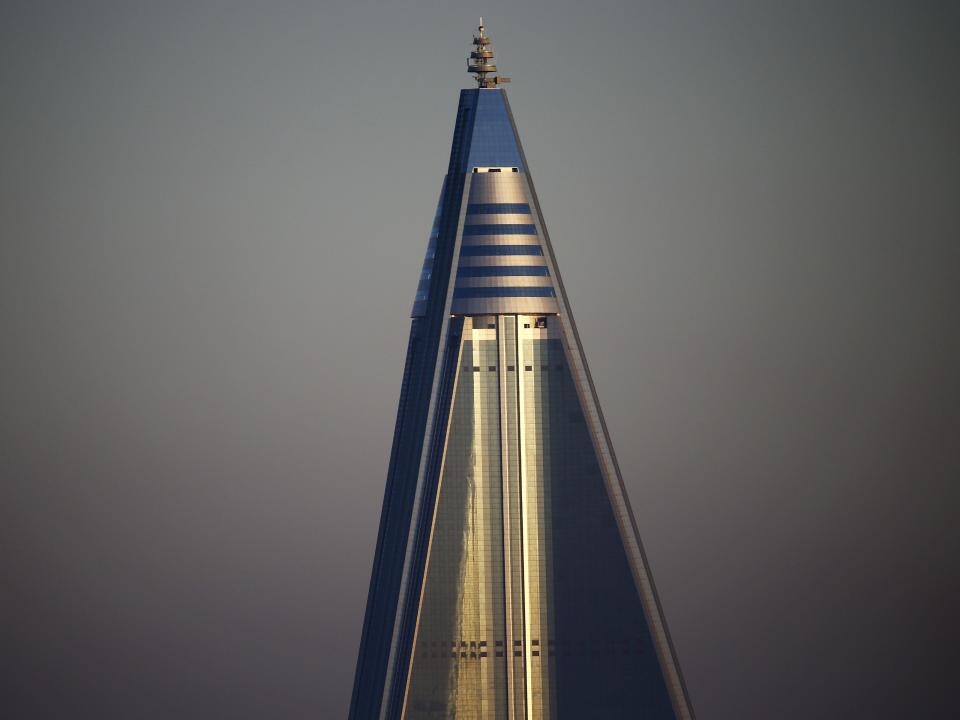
[466,203,531,215]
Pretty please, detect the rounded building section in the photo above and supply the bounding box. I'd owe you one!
[452,171,559,317]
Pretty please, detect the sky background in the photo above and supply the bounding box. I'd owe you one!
[2,1,958,718]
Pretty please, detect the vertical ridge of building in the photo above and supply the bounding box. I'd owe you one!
[349,23,696,720]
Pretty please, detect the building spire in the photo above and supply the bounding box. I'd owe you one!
[468,19,510,88]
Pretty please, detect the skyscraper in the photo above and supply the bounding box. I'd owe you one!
[350,22,695,720]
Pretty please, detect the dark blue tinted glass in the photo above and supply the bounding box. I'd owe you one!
[459,245,543,256]
[537,339,677,717]
[453,287,556,298]
[463,224,537,236]
[463,90,524,171]
[456,266,549,277]
[466,203,531,215]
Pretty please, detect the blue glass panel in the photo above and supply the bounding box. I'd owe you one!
[456,266,550,277]
[459,245,543,256]
[411,184,445,317]
[466,203,531,215]
[531,338,677,718]
[453,287,556,298]
[463,224,537,236]
[463,90,524,172]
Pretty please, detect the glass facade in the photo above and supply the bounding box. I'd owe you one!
[467,203,531,215]
[402,316,676,719]
[411,184,447,316]
[352,83,694,720]
[404,315,673,720]
[518,323,676,718]
[463,90,525,172]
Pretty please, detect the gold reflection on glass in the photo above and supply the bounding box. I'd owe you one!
[403,314,655,719]
[404,317,508,718]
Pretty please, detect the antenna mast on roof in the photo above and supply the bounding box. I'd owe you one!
[468,19,511,88]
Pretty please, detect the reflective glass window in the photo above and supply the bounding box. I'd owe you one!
[467,203,531,215]
[463,224,537,236]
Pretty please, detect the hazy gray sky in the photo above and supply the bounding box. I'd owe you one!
[2,1,958,718]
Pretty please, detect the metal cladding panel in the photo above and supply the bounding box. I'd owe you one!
[466,171,526,202]
[452,297,560,316]
[458,255,548,267]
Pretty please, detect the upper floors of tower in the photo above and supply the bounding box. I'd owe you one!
[412,166,560,318]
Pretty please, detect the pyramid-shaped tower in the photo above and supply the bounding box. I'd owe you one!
[350,23,696,720]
